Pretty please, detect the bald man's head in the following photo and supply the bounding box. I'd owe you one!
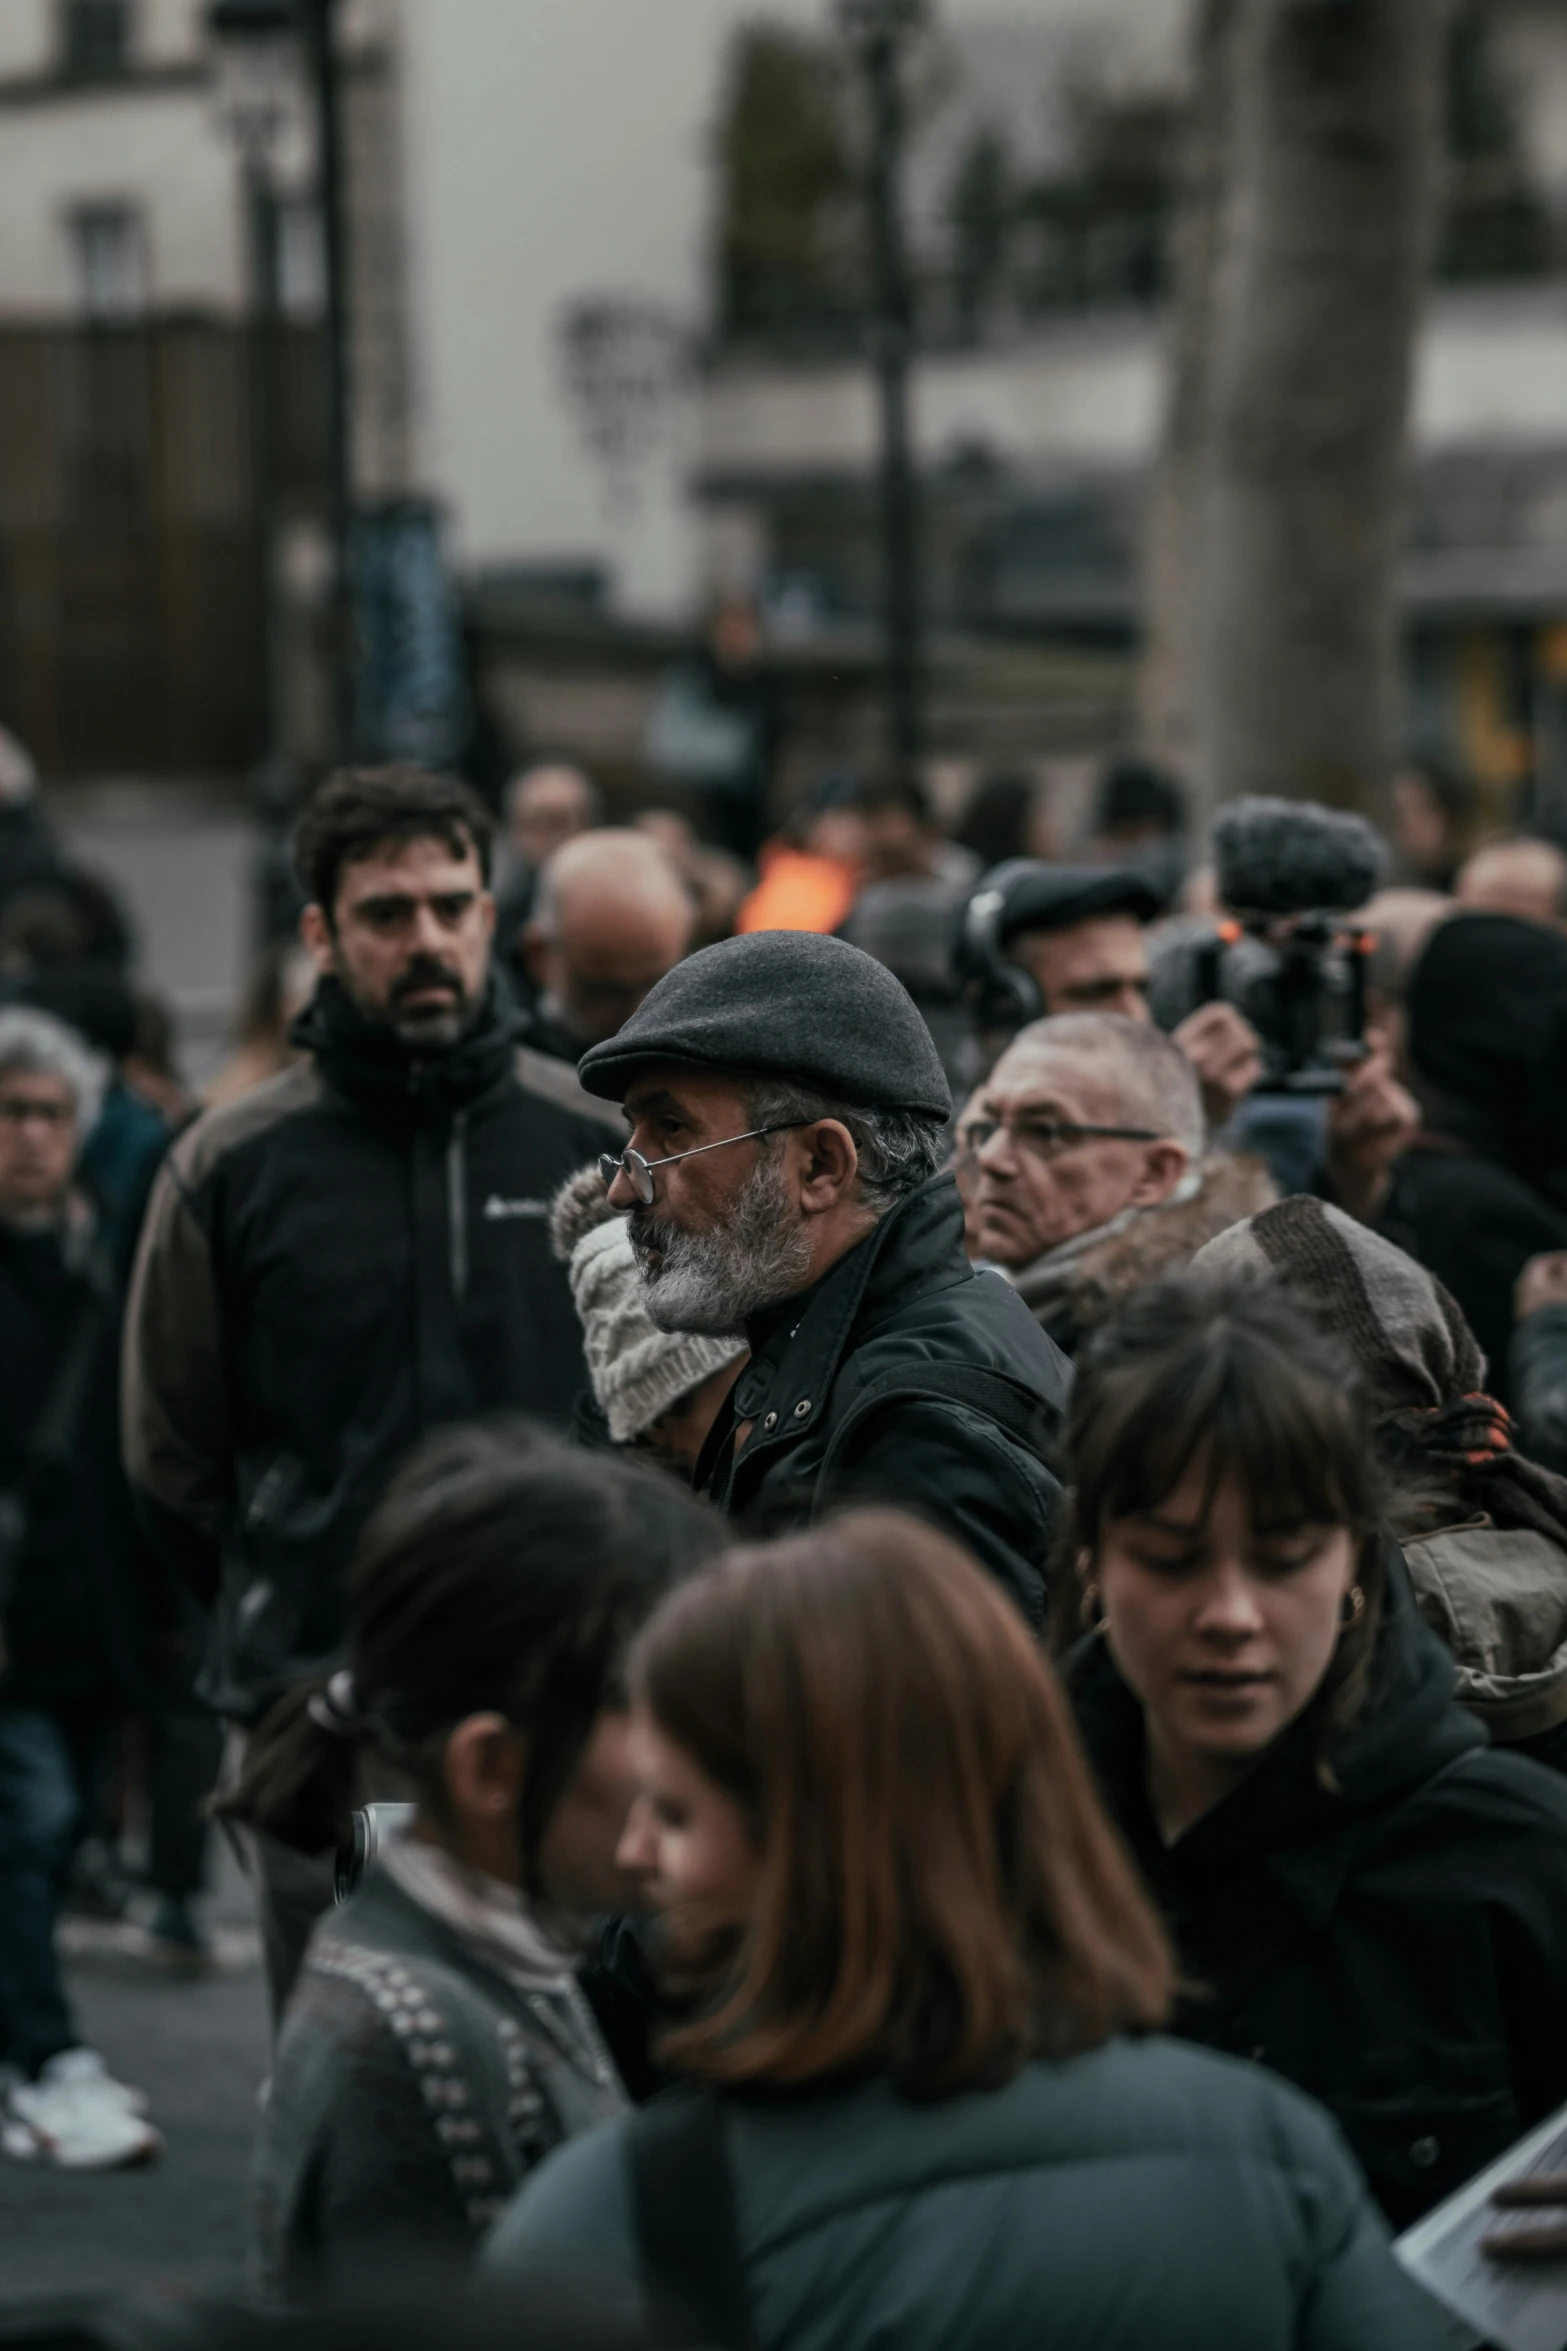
[1456,839,1567,932]
[525,830,696,1047]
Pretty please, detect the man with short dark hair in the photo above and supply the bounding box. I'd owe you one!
[124,765,618,2017]
[582,931,1070,1624]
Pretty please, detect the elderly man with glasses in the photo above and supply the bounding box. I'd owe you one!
[581,930,1070,1627]
[958,1012,1275,1356]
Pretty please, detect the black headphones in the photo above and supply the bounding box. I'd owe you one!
[955,862,1046,1037]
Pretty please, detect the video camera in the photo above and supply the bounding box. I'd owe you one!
[1151,797,1388,1095]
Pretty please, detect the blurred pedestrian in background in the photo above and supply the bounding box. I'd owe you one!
[231,1426,719,2300]
[519,832,695,1062]
[1059,1276,1567,2226]
[951,765,1057,871]
[644,599,781,865]
[124,767,615,2025]
[1379,909,1567,1402]
[491,759,603,970]
[1455,834,1567,930]
[0,1009,161,2170]
[1388,756,1479,893]
[583,931,1069,1623]
[733,769,867,937]
[486,1511,1432,2350]
[204,940,317,1110]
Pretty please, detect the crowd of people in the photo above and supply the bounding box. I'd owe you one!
[10,723,1567,2345]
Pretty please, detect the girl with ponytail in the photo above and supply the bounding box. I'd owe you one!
[234,1420,719,2299]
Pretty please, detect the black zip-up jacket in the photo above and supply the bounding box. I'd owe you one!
[0,1207,163,1708]
[123,977,620,1720]
[1068,1564,1567,2227]
[693,1175,1072,1624]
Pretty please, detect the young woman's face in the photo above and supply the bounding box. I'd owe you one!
[1094,1466,1358,1802]
[616,1707,761,1951]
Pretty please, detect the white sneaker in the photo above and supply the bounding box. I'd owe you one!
[4,2049,161,2169]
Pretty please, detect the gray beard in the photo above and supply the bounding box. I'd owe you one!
[630,1149,813,1337]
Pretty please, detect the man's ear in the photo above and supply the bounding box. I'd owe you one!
[796,1119,860,1216]
[1128,1140,1189,1209]
[442,1712,527,1827]
[300,902,335,976]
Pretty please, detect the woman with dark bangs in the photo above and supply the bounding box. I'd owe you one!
[486,1510,1432,2349]
[1059,1275,1567,2230]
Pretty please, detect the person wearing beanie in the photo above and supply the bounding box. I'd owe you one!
[577,930,1071,1624]
[549,1167,744,1472]
[1193,1194,1567,1770]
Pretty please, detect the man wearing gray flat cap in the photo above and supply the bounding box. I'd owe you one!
[579,930,1071,1623]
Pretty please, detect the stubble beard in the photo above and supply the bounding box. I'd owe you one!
[629,1149,813,1337]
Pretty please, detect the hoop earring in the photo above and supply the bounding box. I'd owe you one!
[1340,1584,1366,1631]
[1079,1580,1103,1632]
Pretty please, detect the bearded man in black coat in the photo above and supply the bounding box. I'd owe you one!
[581,931,1071,1626]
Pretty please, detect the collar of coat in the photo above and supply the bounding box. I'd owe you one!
[1067,1559,1482,1937]
[292,974,523,1122]
[696,1172,975,1490]
[1009,1152,1278,1342]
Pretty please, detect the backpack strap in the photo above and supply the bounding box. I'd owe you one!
[813,1361,1059,1514]
[629,2088,753,2351]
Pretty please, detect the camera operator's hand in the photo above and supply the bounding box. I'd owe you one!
[1171,1002,1265,1130]
[1322,1046,1419,1226]
[1517,1251,1567,1323]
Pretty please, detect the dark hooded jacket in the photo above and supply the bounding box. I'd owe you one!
[694,1174,1071,1626]
[1067,1566,1567,2228]
[1380,912,1567,1406]
[123,977,619,1721]
[0,1206,165,1709]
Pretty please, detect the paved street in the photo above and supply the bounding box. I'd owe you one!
[0,1850,269,2310]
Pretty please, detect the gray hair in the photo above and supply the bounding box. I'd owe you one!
[1005,1012,1204,1159]
[743,1076,946,1218]
[0,1006,107,1138]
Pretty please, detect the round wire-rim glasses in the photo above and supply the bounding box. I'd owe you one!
[599,1122,806,1207]
[957,1115,1162,1164]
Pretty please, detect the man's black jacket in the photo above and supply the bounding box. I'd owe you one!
[694,1174,1071,1624]
[123,977,620,1721]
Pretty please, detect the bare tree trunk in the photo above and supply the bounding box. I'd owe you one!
[1136,0,1246,830]
[1200,0,1449,812]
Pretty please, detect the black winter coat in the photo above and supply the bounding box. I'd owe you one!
[123,978,619,1720]
[1380,1144,1567,1411]
[0,1211,159,1708]
[1068,1565,1567,2228]
[694,1176,1071,1625]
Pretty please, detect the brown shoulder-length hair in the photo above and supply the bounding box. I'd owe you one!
[630,1509,1173,2100]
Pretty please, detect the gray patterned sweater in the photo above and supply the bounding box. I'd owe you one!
[251,1862,626,2300]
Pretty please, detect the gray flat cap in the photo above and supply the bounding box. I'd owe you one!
[576,929,952,1119]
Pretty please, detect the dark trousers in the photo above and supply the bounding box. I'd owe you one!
[0,1703,113,2076]
[146,1691,224,1900]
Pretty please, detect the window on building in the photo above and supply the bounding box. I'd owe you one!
[71,205,147,321]
[59,0,133,82]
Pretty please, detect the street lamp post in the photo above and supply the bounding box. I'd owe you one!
[839,0,927,788]
[206,0,304,945]
[298,0,356,763]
